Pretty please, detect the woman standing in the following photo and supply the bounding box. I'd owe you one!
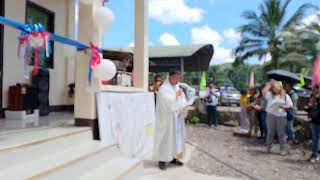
[262,80,293,155]
[306,84,320,162]
[247,87,260,137]
[239,90,250,133]
[254,86,268,139]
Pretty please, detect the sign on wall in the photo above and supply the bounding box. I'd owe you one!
[96,92,155,158]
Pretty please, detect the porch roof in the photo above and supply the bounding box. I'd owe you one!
[102,44,214,72]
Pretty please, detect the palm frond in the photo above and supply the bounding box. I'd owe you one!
[283,3,319,29]
[278,0,292,26]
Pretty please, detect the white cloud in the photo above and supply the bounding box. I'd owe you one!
[264,53,272,62]
[211,47,235,65]
[191,25,223,46]
[129,42,134,47]
[223,28,241,43]
[159,33,180,46]
[303,12,320,26]
[149,0,204,24]
[191,25,234,65]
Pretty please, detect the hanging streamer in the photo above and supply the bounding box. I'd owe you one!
[88,43,101,84]
[18,27,51,77]
[0,16,107,82]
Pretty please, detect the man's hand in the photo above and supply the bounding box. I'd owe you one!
[279,104,288,110]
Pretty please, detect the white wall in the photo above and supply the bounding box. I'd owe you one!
[3,0,75,107]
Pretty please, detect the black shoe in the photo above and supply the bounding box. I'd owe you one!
[170,159,184,166]
[159,161,167,170]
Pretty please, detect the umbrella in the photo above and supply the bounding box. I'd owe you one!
[267,70,312,89]
[267,70,300,84]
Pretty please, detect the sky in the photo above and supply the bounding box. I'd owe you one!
[102,0,319,65]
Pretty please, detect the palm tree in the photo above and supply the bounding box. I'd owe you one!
[234,0,318,69]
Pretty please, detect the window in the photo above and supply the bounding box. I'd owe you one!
[26,1,55,68]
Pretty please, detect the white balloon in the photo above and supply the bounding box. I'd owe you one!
[93,59,117,81]
[93,6,114,32]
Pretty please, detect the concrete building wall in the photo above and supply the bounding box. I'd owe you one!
[2,0,75,108]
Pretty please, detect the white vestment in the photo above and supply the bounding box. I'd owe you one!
[153,77,194,162]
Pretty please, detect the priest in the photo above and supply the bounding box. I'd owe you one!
[153,70,193,170]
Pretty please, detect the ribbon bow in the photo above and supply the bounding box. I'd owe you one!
[88,43,101,84]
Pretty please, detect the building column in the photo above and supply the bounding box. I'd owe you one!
[133,0,148,91]
[74,1,101,127]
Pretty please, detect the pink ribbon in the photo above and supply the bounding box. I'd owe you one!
[88,43,101,84]
[33,46,40,75]
[90,43,101,70]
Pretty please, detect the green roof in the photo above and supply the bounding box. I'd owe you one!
[103,44,214,72]
[107,44,211,58]
[149,44,209,58]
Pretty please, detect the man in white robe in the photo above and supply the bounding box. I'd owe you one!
[153,71,193,170]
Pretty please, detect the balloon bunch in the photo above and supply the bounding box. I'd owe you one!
[88,43,117,86]
[18,23,51,78]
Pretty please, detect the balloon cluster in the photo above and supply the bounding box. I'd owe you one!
[88,43,116,85]
[18,23,51,79]
[88,4,116,85]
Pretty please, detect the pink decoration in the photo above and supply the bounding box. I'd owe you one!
[18,30,51,77]
[249,71,255,88]
[88,43,101,84]
[312,55,320,87]
[89,43,101,70]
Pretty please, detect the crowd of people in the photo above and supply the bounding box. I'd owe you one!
[238,80,320,161]
[151,72,320,171]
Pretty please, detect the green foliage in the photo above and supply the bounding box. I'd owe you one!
[190,116,200,124]
[206,63,266,91]
[186,116,201,124]
[234,0,319,69]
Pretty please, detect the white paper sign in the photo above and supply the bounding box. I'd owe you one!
[96,92,155,158]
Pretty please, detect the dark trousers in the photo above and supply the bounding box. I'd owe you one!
[259,111,268,138]
[311,123,320,156]
[207,106,217,126]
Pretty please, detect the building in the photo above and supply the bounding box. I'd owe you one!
[0,0,149,128]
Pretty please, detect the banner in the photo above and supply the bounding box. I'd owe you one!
[96,92,155,158]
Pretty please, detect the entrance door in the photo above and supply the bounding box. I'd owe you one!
[0,0,4,110]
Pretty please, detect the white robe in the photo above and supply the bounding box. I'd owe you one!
[153,78,192,162]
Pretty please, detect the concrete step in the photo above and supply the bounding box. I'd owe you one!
[0,126,91,153]
[0,130,92,170]
[0,126,143,180]
[77,157,142,180]
[0,141,114,179]
[39,147,143,180]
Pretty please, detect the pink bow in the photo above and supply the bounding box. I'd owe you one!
[90,43,101,70]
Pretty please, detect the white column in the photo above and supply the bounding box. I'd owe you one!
[74,2,96,122]
[134,0,148,91]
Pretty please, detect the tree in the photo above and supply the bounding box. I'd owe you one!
[234,0,318,69]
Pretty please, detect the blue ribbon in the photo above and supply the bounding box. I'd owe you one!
[0,16,103,52]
